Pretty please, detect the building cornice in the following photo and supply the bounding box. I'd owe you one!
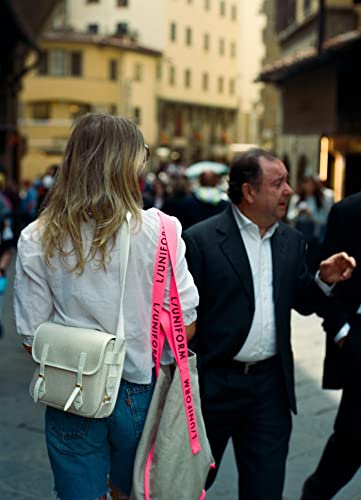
[42,30,162,57]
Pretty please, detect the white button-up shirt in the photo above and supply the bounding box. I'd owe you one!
[14,208,199,384]
[232,205,278,362]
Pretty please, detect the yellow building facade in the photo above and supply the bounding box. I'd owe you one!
[19,32,160,180]
[49,0,241,164]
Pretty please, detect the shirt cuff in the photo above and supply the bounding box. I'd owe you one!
[334,323,350,344]
[315,271,335,296]
[183,309,197,326]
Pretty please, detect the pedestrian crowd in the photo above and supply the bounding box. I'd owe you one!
[2,112,360,500]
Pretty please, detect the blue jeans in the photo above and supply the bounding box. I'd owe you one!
[45,377,155,500]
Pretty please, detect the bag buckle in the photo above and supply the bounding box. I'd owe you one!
[244,361,257,375]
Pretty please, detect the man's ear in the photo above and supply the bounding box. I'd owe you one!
[242,183,255,204]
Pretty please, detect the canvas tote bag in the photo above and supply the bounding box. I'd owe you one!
[131,211,214,500]
[29,215,131,418]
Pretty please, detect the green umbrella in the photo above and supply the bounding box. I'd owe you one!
[185,161,229,179]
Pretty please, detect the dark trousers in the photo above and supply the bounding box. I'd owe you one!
[302,322,361,499]
[201,357,292,500]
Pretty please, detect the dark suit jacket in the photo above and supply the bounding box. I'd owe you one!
[321,192,361,389]
[183,205,334,413]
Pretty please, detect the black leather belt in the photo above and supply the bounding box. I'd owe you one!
[233,355,279,375]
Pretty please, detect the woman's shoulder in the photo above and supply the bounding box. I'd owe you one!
[140,207,159,226]
[133,208,182,246]
[140,208,182,235]
[18,220,43,250]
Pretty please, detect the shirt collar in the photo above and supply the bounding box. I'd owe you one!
[232,204,279,239]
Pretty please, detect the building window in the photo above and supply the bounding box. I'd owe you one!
[71,52,82,76]
[87,23,99,33]
[185,69,191,88]
[218,76,224,93]
[31,102,51,120]
[49,50,67,76]
[93,104,110,114]
[156,61,162,80]
[275,0,296,32]
[203,33,210,51]
[204,0,211,10]
[169,66,176,85]
[38,50,83,76]
[133,107,141,125]
[37,51,48,75]
[303,0,311,14]
[202,73,209,91]
[219,38,225,55]
[134,63,143,81]
[230,41,236,58]
[109,59,118,80]
[116,22,128,35]
[42,50,82,77]
[117,0,128,6]
[185,27,192,46]
[170,22,177,41]
[231,4,237,20]
[220,1,226,16]
[229,78,235,95]
[175,111,183,136]
[69,103,91,120]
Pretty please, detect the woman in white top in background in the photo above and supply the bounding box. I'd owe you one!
[286,173,333,272]
[14,113,199,500]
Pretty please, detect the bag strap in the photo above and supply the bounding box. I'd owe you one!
[152,210,201,455]
[114,212,131,348]
[151,215,169,375]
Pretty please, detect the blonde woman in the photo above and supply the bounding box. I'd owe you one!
[14,114,198,500]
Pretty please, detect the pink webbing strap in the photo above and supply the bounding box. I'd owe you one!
[144,211,203,500]
[158,211,201,454]
[150,220,169,376]
[144,217,170,500]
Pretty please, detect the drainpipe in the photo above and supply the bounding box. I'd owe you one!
[318,0,325,54]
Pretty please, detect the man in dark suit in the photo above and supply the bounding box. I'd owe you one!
[301,192,361,499]
[183,149,355,500]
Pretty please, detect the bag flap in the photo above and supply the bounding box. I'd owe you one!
[32,322,117,375]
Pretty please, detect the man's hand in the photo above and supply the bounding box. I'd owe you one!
[319,252,356,284]
[337,337,346,349]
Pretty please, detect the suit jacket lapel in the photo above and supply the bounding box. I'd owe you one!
[271,223,287,302]
[216,206,254,305]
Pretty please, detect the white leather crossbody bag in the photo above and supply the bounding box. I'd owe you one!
[29,215,131,419]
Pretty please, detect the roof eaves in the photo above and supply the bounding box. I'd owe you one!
[258,29,361,84]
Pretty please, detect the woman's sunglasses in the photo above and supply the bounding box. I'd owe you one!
[145,144,150,161]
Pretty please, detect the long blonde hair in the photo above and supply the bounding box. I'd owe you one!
[40,113,146,274]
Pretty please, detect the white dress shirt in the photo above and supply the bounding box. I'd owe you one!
[232,205,278,362]
[14,208,199,384]
[313,276,361,343]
